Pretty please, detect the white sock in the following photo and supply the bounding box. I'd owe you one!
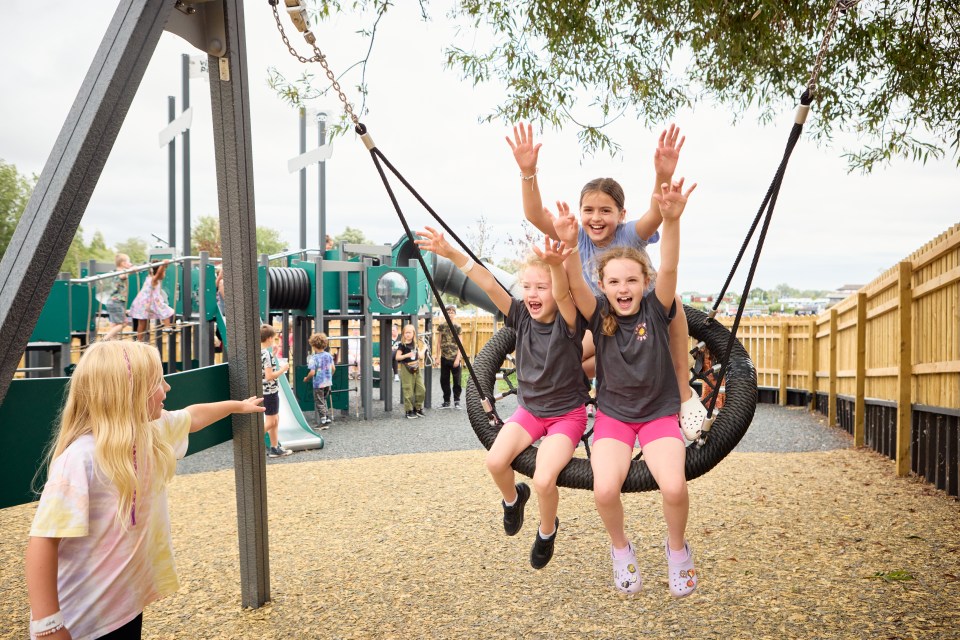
[503,496,517,507]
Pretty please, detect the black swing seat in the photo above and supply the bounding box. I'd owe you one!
[465,306,758,492]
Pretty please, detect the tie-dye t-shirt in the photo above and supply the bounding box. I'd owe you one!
[29,410,191,640]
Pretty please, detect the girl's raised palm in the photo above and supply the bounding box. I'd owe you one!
[415,226,453,258]
[531,236,573,266]
[506,122,541,174]
[653,178,697,220]
[549,201,579,245]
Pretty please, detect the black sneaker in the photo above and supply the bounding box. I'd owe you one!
[275,445,293,457]
[267,447,281,458]
[502,482,530,536]
[415,408,425,417]
[439,401,451,409]
[454,401,461,409]
[530,518,559,569]
[405,410,416,419]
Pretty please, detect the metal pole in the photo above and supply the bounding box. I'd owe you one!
[181,53,192,256]
[298,107,306,250]
[167,95,176,249]
[318,114,326,249]
[198,251,213,367]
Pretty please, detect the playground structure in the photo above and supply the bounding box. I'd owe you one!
[2,230,519,497]
[3,0,916,616]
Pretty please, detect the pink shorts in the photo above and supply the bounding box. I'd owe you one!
[506,404,587,447]
[593,410,683,448]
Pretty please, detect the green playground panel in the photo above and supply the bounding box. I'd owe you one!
[30,280,70,343]
[190,263,219,321]
[69,281,95,333]
[1,364,234,510]
[0,377,68,509]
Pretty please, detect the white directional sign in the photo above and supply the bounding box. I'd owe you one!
[287,144,333,173]
[157,107,194,147]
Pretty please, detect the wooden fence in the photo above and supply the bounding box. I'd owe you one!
[715,223,960,497]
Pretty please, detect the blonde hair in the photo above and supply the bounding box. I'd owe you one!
[46,341,175,530]
[114,253,130,268]
[402,323,417,342]
[596,246,657,336]
[517,253,550,280]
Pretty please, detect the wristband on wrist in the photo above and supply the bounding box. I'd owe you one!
[520,168,538,191]
[458,257,476,274]
[31,612,64,636]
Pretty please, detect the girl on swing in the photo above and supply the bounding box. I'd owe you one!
[415,228,587,570]
[552,177,699,597]
[506,123,708,442]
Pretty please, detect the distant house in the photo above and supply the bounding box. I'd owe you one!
[826,284,864,307]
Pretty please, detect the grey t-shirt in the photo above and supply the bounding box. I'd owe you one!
[588,291,680,423]
[578,224,659,296]
[505,298,589,417]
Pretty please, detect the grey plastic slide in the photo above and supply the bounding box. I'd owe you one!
[275,371,324,451]
[431,256,520,314]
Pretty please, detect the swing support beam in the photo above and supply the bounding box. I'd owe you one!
[0,0,272,609]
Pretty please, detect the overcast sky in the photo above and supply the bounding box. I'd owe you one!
[1,2,957,294]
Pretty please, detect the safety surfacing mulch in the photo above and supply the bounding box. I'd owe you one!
[1,447,958,640]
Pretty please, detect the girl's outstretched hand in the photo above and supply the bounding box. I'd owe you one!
[654,123,685,177]
[237,396,266,414]
[505,122,541,175]
[414,226,454,259]
[653,177,697,221]
[531,236,574,266]
[549,201,579,245]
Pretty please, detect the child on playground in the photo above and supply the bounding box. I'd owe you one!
[394,323,426,419]
[436,303,463,409]
[25,340,264,639]
[129,260,175,343]
[260,324,292,458]
[304,332,335,429]
[553,176,699,596]
[103,253,133,340]
[416,227,588,570]
[507,123,708,442]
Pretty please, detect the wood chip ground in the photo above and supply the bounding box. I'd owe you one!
[1,448,958,639]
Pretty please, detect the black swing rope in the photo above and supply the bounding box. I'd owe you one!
[268,0,859,490]
[690,0,861,429]
[358,125,509,428]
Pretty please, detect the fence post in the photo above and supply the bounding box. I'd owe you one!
[828,308,838,427]
[779,320,788,406]
[896,261,913,476]
[808,317,818,411]
[854,291,867,447]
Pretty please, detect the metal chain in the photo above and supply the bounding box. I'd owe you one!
[270,4,360,126]
[807,0,862,95]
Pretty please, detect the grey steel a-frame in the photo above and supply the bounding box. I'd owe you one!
[0,0,271,608]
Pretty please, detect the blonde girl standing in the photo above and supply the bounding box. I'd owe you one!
[25,341,264,639]
[395,323,426,419]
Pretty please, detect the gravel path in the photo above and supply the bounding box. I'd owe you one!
[177,376,851,475]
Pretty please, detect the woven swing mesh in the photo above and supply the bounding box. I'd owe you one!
[465,305,757,492]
